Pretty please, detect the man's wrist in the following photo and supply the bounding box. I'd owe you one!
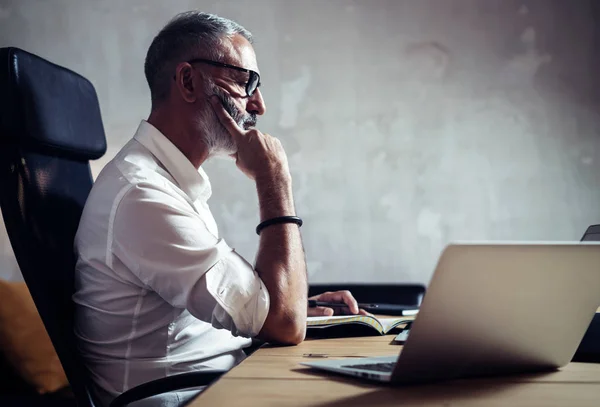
[255,173,295,222]
[255,165,292,187]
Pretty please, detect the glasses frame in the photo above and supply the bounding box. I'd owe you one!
[186,58,261,97]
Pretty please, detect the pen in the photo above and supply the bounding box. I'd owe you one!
[307,300,420,316]
[307,300,378,309]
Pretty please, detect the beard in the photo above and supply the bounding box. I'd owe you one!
[195,81,257,158]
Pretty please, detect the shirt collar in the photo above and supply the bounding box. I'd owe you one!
[133,120,212,202]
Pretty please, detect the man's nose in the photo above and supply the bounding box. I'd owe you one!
[247,88,266,116]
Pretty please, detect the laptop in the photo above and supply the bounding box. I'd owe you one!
[573,225,600,362]
[302,242,600,383]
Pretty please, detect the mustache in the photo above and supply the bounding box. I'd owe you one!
[242,113,257,128]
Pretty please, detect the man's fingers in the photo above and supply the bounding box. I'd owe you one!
[309,290,361,315]
[309,291,360,315]
[328,290,359,315]
[209,96,244,138]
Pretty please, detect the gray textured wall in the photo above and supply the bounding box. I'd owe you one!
[1,0,599,284]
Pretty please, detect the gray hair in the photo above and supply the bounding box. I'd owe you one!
[144,11,253,105]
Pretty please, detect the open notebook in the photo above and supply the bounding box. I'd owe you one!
[307,315,414,336]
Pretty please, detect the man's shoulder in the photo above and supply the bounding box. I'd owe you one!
[84,140,180,216]
[97,140,175,192]
[76,139,190,255]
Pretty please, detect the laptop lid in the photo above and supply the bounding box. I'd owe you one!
[393,243,600,383]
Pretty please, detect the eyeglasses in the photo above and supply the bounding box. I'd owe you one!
[187,58,261,97]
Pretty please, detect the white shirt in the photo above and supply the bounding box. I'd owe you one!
[73,120,270,406]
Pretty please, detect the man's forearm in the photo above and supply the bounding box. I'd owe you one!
[254,173,307,345]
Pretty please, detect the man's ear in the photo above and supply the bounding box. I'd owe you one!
[174,63,198,103]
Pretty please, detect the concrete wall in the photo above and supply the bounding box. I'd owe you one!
[0,0,599,283]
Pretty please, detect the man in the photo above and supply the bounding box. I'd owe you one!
[73,11,363,406]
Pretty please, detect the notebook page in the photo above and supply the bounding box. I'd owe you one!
[307,315,359,323]
[307,315,382,331]
[378,317,413,333]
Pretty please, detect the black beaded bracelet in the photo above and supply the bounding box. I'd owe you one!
[256,216,303,235]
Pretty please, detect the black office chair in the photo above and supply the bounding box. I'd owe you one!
[0,47,224,407]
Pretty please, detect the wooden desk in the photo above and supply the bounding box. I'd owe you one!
[191,335,600,407]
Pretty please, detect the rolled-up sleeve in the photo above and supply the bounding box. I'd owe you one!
[196,241,269,337]
[111,182,269,337]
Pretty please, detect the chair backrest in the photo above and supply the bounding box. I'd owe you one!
[0,47,107,407]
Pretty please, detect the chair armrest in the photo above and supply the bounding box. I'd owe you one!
[109,370,226,407]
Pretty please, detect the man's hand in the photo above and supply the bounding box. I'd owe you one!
[308,291,370,317]
[210,96,290,182]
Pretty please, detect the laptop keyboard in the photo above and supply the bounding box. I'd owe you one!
[341,362,395,373]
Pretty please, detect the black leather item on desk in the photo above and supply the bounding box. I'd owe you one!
[572,313,600,363]
[572,225,600,363]
[309,283,426,310]
[0,47,224,407]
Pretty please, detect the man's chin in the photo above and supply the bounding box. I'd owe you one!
[208,146,238,160]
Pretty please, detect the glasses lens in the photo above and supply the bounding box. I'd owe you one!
[247,72,260,96]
